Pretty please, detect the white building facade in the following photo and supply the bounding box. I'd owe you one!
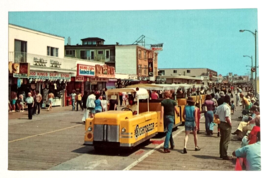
[8,24,105,107]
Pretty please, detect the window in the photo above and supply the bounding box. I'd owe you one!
[98,51,103,55]
[144,51,146,59]
[91,51,95,59]
[138,65,142,74]
[173,70,177,73]
[138,50,141,59]
[84,41,88,45]
[47,46,59,57]
[80,51,86,59]
[14,39,27,62]
[106,51,110,58]
[92,41,96,45]
[187,70,190,73]
[66,50,75,55]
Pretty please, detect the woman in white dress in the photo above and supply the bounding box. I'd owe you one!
[101,96,108,112]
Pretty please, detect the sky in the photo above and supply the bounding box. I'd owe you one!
[8,9,258,76]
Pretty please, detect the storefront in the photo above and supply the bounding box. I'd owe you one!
[74,63,115,94]
[106,79,117,89]
[12,71,71,107]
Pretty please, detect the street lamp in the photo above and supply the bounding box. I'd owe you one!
[240,29,258,96]
[243,55,253,86]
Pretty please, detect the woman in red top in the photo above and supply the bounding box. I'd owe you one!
[248,116,260,145]
[151,90,159,100]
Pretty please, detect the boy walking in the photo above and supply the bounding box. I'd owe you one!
[231,100,235,114]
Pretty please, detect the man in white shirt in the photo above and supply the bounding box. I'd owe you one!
[25,92,34,120]
[215,95,232,160]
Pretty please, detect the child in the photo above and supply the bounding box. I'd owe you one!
[231,100,235,114]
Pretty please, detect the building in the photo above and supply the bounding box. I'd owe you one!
[65,37,115,68]
[156,75,203,84]
[158,68,217,84]
[115,45,158,82]
[8,24,110,107]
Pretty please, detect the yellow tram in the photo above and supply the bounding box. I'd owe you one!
[84,84,207,150]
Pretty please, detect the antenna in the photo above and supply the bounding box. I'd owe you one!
[132,35,145,47]
[68,37,71,45]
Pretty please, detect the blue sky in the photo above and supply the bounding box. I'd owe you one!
[9,9,258,76]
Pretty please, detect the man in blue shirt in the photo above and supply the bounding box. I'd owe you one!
[232,131,261,171]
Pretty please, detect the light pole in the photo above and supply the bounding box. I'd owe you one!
[240,29,257,96]
[243,55,253,86]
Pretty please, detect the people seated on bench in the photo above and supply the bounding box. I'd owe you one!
[232,105,260,140]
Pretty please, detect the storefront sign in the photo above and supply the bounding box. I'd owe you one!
[90,78,109,82]
[95,64,115,78]
[77,64,95,77]
[108,79,117,82]
[13,71,71,80]
[9,62,30,76]
[75,76,84,82]
[148,58,153,77]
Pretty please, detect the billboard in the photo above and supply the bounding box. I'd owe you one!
[151,43,163,51]
[77,64,95,77]
[148,58,153,77]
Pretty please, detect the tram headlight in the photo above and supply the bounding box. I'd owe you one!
[88,127,93,131]
[121,127,126,133]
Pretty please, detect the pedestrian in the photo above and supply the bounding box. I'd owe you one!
[101,96,108,112]
[11,91,17,112]
[122,92,127,106]
[108,95,118,111]
[211,93,219,137]
[86,92,96,118]
[161,90,180,153]
[203,94,215,136]
[70,90,76,111]
[47,93,54,111]
[32,90,37,115]
[25,92,34,120]
[35,90,42,115]
[76,91,83,111]
[183,97,201,154]
[232,131,261,171]
[235,91,240,107]
[151,90,159,100]
[195,103,201,134]
[240,93,252,114]
[217,91,225,106]
[95,94,103,113]
[82,91,89,123]
[230,100,235,115]
[214,95,232,160]
[17,94,25,112]
[118,92,123,106]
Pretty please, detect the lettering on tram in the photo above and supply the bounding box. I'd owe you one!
[135,123,155,139]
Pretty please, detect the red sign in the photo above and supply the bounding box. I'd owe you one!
[75,76,84,82]
[77,64,95,77]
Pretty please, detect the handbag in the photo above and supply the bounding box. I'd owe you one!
[202,105,207,112]
[213,117,220,124]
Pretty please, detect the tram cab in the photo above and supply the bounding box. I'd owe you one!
[84,87,177,150]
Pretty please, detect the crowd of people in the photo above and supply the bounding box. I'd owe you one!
[160,84,260,171]
[8,90,54,120]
